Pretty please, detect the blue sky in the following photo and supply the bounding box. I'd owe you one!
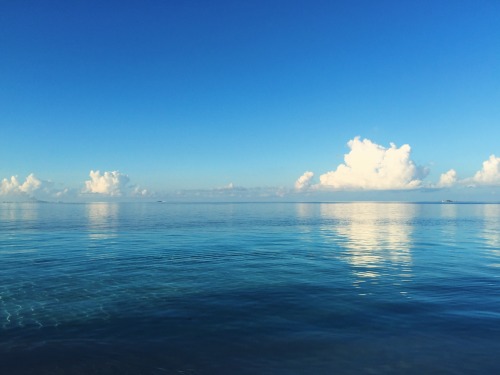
[1,0,499,201]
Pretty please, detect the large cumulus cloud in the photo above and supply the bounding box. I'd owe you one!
[316,137,425,190]
[82,170,150,197]
[83,170,131,196]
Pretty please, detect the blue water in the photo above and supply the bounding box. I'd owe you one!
[1,202,499,374]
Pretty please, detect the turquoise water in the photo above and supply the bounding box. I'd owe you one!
[1,202,499,374]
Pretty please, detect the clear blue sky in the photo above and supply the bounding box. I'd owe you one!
[1,0,499,201]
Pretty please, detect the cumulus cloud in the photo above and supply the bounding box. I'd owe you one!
[295,171,314,190]
[1,170,151,201]
[0,173,42,196]
[437,169,457,188]
[317,137,424,190]
[0,173,71,201]
[83,170,130,196]
[82,170,151,198]
[472,155,500,185]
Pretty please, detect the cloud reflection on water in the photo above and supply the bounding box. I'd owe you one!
[319,203,415,286]
[86,202,119,240]
[480,205,500,264]
[0,202,39,223]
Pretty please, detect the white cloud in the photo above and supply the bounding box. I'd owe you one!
[0,173,42,196]
[1,176,22,195]
[20,173,42,194]
[83,170,130,196]
[0,173,76,201]
[132,186,150,197]
[437,169,457,188]
[55,188,70,198]
[1,170,150,201]
[472,155,500,185]
[295,171,314,190]
[217,182,237,190]
[317,137,424,190]
[168,184,286,201]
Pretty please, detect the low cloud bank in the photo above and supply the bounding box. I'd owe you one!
[165,181,288,201]
[2,147,499,203]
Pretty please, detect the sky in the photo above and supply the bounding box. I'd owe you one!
[1,0,499,202]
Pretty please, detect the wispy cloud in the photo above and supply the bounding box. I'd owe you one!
[167,183,287,201]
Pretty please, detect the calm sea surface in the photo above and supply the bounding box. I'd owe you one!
[1,202,499,374]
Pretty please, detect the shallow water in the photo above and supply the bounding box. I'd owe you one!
[1,202,499,374]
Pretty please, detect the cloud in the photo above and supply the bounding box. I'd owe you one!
[317,137,424,190]
[168,184,286,201]
[216,182,244,191]
[1,170,150,201]
[83,170,130,196]
[132,186,150,197]
[295,171,314,190]
[437,169,457,188]
[0,173,42,197]
[82,170,151,198]
[472,155,500,185]
[0,173,76,201]
[55,188,70,198]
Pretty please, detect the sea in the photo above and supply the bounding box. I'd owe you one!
[1,202,499,374]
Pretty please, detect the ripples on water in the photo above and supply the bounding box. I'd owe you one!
[1,202,499,374]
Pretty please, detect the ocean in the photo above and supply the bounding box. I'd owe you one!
[1,202,499,374]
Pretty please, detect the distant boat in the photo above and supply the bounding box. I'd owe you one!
[441,199,453,203]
